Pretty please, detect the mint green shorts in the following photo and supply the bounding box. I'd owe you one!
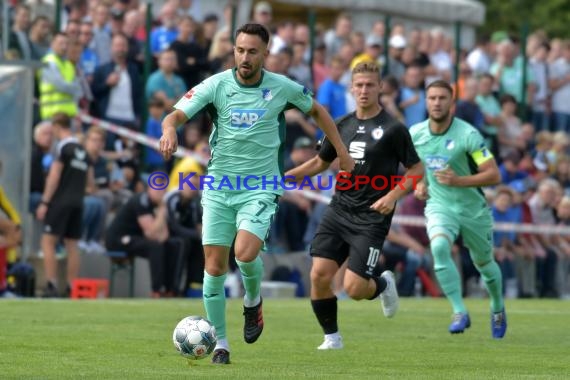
[201,190,280,247]
[425,206,494,263]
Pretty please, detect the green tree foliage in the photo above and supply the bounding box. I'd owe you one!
[479,0,570,39]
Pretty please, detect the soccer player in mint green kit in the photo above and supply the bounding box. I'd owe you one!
[410,80,507,339]
[159,23,355,364]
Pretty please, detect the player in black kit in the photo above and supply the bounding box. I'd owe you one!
[36,113,93,297]
[285,62,424,350]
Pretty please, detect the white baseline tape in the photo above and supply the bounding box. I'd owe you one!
[78,113,209,166]
[291,191,570,236]
[79,113,569,236]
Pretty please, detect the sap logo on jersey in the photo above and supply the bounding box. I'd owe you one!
[425,155,449,171]
[230,109,266,128]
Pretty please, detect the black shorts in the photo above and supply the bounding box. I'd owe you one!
[43,203,83,240]
[310,207,389,279]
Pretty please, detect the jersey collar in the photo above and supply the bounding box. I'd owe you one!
[428,116,454,136]
[232,67,265,88]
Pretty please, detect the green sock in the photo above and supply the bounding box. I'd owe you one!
[236,256,263,307]
[203,271,227,340]
[431,236,467,314]
[475,260,504,313]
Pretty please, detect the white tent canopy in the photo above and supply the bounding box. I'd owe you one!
[277,0,485,26]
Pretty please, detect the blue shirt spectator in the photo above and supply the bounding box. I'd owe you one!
[455,100,484,131]
[145,98,167,170]
[317,79,347,120]
[400,86,426,127]
[151,26,179,55]
[80,47,98,77]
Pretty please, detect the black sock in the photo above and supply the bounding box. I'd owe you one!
[311,297,338,334]
[368,276,387,300]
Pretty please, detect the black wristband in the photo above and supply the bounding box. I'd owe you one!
[41,200,50,206]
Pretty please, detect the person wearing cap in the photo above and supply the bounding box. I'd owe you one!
[385,34,407,80]
[252,1,272,28]
[350,34,383,70]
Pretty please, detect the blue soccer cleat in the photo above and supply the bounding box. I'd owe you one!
[449,313,471,334]
[491,309,507,339]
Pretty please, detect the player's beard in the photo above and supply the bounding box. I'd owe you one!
[238,64,258,80]
[430,110,450,123]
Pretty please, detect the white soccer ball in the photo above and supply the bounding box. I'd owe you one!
[172,316,217,360]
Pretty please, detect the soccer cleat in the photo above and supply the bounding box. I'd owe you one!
[379,270,399,318]
[42,282,59,298]
[491,309,507,339]
[449,313,471,334]
[317,335,344,350]
[211,349,230,364]
[243,297,264,344]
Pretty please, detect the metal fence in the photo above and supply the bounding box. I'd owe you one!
[0,64,34,259]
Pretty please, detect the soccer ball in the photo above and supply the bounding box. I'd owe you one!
[172,316,217,360]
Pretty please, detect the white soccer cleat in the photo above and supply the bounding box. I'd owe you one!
[380,270,399,318]
[317,335,343,350]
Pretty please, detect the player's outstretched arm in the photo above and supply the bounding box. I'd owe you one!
[160,109,189,160]
[284,155,331,182]
[307,101,354,173]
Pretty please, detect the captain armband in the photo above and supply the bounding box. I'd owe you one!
[471,145,494,165]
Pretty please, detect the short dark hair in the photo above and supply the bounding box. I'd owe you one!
[480,73,494,82]
[235,23,270,45]
[426,79,453,95]
[148,97,165,109]
[51,112,71,129]
[500,93,517,106]
[382,75,400,91]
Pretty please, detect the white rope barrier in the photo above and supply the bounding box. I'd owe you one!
[79,112,570,236]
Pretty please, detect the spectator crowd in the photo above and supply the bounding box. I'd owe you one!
[1,0,569,300]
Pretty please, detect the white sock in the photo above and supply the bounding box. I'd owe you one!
[215,338,230,352]
[243,294,261,308]
[325,332,341,341]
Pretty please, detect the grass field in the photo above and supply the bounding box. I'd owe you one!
[1,297,569,379]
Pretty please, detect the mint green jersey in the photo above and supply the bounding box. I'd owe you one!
[409,117,494,212]
[174,68,314,194]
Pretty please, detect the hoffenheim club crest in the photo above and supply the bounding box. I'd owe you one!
[261,88,273,101]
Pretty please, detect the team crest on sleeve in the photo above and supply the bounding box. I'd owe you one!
[261,88,273,101]
[184,89,195,99]
[371,127,384,140]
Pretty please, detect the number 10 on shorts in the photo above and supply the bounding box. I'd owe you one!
[367,247,381,269]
